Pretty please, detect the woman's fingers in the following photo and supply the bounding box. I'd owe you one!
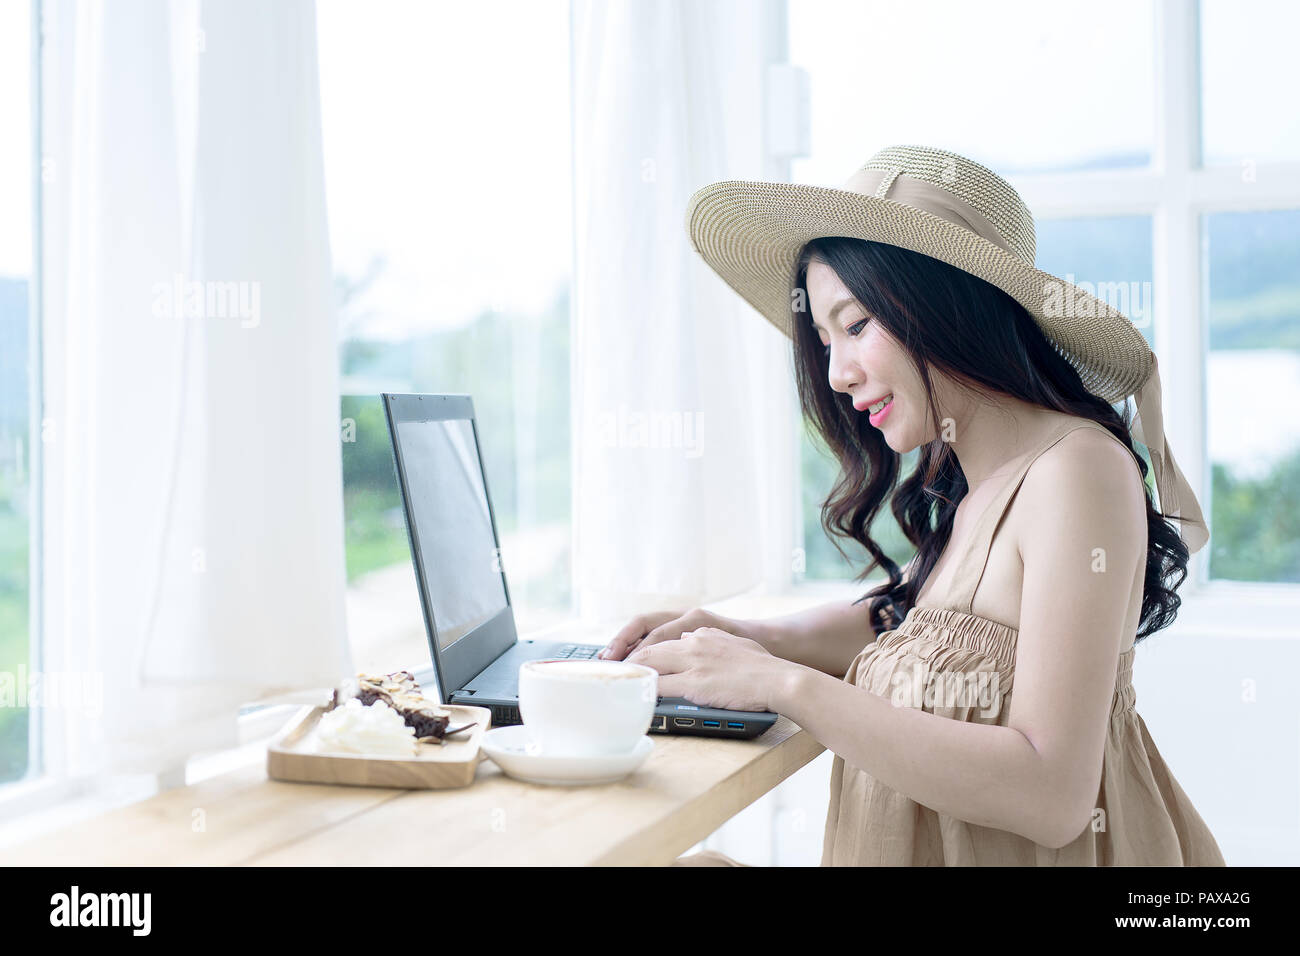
[642,617,686,649]
[598,621,641,660]
[627,637,689,675]
[599,610,683,660]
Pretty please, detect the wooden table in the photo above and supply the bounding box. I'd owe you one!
[3,715,822,866]
[2,587,852,865]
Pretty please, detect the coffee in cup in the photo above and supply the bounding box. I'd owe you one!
[518,659,657,757]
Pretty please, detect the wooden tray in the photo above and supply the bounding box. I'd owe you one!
[267,703,493,789]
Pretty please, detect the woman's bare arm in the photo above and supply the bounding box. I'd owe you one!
[752,597,878,678]
[604,563,913,677]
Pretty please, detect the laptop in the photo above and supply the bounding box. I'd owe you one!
[381,392,779,740]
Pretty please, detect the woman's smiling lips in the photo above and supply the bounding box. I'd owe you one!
[853,394,895,427]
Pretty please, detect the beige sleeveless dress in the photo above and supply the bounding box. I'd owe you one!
[674,419,1225,867]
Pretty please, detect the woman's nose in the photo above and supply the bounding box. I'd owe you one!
[826,345,861,395]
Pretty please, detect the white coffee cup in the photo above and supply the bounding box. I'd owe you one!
[518,659,658,757]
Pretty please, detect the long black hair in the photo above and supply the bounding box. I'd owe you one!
[791,236,1189,643]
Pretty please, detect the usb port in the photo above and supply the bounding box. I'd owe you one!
[673,717,696,727]
[726,721,744,729]
[701,719,721,728]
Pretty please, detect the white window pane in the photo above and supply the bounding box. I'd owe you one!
[1204,209,1300,583]
[1200,0,1300,166]
[789,0,1155,183]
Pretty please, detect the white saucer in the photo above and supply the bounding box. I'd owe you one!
[480,725,654,786]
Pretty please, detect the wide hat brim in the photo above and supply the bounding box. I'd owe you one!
[685,178,1153,406]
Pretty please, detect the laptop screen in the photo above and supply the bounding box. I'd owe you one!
[393,415,508,651]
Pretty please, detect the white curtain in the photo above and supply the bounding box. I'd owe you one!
[570,0,790,624]
[40,0,350,776]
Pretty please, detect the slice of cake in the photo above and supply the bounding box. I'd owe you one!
[327,670,471,743]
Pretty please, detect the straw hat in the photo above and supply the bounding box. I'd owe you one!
[684,144,1209,554]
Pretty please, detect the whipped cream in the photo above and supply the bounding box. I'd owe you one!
[316,698,417,757]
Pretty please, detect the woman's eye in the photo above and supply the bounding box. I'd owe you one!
[847,318,869,337]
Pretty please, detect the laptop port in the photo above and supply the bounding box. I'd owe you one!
[701,719,721,728]
[650,715,667,731]
[673,717,696,727]
[726,721,744,729]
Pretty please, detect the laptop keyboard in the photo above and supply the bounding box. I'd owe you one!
[552,644,602,659]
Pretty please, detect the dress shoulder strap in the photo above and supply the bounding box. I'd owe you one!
[945,419,1130,616]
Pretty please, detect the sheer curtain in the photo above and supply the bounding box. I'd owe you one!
[40,0,350,777]
[570,0,793,625]
[570,0,815,865]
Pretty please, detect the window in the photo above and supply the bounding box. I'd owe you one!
[798,431,916,583]
[1200,0,1300,166]
[1035,217,1155,352]
[0,2,34,785]
[316,0,573,666]
[1204,209,1300,583]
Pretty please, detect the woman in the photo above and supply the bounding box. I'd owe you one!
[599,145,1226,866]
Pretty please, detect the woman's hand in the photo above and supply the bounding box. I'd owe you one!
[625,626,795,713]
[599,607,764,661]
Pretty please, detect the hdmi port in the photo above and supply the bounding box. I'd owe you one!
[673,717,696,727]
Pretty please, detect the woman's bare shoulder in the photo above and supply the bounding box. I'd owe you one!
[1018,420,1147,543]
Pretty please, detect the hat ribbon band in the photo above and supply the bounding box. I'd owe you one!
[1131,352,1210,554]
[838,166,1021,260]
